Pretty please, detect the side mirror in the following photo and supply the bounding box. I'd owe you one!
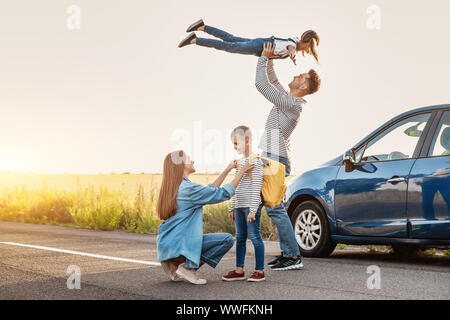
[343,149,356,172]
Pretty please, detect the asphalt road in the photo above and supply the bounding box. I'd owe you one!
[0,221,449,300]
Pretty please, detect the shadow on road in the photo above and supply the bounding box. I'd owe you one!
[328,250,450,268]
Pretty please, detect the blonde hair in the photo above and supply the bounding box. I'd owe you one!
[230,125,252,141]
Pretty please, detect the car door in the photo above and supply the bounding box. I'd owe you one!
[334,112,433,237]
[407,110,450,239]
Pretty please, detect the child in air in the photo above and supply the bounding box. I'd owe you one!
[178,19,320,65]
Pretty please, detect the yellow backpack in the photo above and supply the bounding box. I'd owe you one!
[236,154,287,208]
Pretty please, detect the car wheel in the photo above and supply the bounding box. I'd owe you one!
[290,200,336,257]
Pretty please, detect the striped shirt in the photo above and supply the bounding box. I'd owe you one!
[229,155,264,214]
[255,56,306,164]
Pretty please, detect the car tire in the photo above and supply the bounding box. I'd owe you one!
[290,200,336,258]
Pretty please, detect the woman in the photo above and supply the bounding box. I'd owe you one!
[156,150,254,285]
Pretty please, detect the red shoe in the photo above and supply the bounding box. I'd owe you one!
[222,270,246,281]
[247,271,265,282]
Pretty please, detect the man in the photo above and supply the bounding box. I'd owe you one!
[255,42,321,270]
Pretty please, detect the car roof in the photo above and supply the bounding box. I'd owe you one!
[353,104,450,149]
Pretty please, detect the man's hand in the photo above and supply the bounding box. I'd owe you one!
[228,210,234,222]
[261,42,276,58]
[247,212,256,222]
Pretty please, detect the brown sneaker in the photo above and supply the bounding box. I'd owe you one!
[222,270,246,281]
[186,19,204,32]
[178,32,196,48]
[247,271,265,282]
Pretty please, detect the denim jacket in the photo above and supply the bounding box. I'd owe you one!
[157,177,235,268]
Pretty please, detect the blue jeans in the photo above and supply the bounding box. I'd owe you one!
[185,233,234,269]
[196,25,272,56]
[261,152,300,258]
[234,206,265,270]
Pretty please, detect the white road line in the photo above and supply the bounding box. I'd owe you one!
[0,241,161,266]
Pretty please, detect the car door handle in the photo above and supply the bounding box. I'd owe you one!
[387,177,406,183]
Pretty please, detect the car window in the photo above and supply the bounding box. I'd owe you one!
[429,111,450,157]
[359,113,431,162]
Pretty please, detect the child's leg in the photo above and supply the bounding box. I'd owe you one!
[246,206,265,271]
[234,208,248,270]
[203,25,250,42]
[195,37,264,56]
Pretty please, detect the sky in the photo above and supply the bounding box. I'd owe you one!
[0,0,449,175]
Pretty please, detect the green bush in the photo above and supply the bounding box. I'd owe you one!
[0,185,277,240]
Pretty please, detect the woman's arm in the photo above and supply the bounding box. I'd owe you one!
[229,160,255,188]
[188,161,255,206]
[210,160,236,187]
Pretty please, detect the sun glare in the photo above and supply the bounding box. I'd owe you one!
[0,155,20,172]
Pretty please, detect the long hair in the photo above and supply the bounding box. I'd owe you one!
[300,30,320,64]
[156,150,186,220]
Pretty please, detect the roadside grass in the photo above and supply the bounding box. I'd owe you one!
[0,184,278,240]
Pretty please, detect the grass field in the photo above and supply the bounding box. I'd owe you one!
[0,172,289,240]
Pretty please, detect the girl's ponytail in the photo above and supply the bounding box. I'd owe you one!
[301,30,320,64]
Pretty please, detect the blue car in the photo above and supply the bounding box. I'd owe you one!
[284,104,450,257]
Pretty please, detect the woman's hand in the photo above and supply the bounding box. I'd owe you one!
[230,158,255,188]
[228,210,234,222]
[247,212,256,222]
[241,158,255,172]
[261,42,276,58]
[226,160,237,172]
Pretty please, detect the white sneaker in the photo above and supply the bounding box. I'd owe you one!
[160,261,183,282]
[175,263,207,285]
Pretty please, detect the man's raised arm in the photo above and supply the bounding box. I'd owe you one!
[266,59,288,94]
[255,55,299,110]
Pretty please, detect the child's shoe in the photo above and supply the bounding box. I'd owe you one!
[222,270,246,281]
[186,19,204,32]
[178,32,197,48]
[247,271,265,282]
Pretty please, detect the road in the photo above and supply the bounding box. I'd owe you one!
[0,221,449,300]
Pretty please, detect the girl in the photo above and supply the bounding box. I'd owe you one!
[178,19,320,65]
[156,150,254,285]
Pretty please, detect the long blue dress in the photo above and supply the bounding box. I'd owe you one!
[157,177,235,269]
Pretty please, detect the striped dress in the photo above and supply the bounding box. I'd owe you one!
[255,56,306,164]
[229,155,264,214]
